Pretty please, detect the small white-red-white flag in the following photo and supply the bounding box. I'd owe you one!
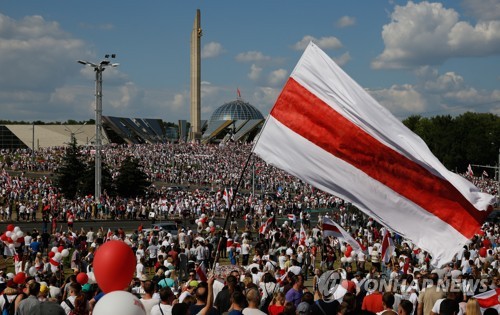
[253,42,494,266]
[483,170,489,177]
[287,214,296,221]
[223,188,229,209]
[381,230,395,264]
[473,288,500,312]
[196,261,207,282]
[467,164,474,176]
[299,223,308,246]
[322,217,362,253]
[259,216,273,234]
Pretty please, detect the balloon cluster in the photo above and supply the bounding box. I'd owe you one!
[48,246,70,273]
[340,245,356,264]
[0,224,25,249]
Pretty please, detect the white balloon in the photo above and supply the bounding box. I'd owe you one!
[350,251,357,258]
[346,257,353,263]
[54,253,62,261]
[61,249,70,257]
[340,257,347,263]
[8,244,14,249]
[29,266,37,276]
[16,231,23,238]
[208,221,214,227]
[13,227,20,233]
[5,231,12,238]
[87,271,96,284]
[10,235,18,242]
[51,247,58,253]
[93,291,146,315]
[340,246,346,252]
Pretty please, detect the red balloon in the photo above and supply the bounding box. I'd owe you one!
[0,233,7,242]
[93,240,136,293]
[13,272,26,284]
[76,272,89,285]
[58,246,64,253]
[479,247,487,258]
[6,225,14,232]
[48,251,55,258]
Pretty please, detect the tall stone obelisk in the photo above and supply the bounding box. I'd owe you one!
[190,9,202,142]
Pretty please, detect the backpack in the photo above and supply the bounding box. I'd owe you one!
[2,294,15,315]
[259,285,275,314]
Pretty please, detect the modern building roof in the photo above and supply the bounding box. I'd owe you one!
[208,99,264,122]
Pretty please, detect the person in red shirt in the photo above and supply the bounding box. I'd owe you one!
[268,292,285,315]
[361,280,384,314]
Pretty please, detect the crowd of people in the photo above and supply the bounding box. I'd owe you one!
[0,143,499,315]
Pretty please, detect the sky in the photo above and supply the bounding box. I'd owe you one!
[0,0,499,124]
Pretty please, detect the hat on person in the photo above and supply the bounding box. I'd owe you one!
[39,284,48,295]
[355,271,364,277]
[82,283,92,293]
[296,302,311,314]
[188,280,199,288]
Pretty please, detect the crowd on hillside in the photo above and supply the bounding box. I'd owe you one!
[0,143,498,228]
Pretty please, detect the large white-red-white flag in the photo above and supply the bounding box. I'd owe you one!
[381,230,395,264]
[322,217,362,253]
[473,288,500,313]
[253,42,495,266]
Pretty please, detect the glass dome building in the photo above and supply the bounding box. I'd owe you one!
[202,99,265,143]
[208,99,264,122]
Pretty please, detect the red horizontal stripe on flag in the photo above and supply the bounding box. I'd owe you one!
[322,224,341,234]
[477,291,500,308]
[271,78,487,238]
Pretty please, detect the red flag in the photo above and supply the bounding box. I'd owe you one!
[253,42,494,266]
[237,88,241,98]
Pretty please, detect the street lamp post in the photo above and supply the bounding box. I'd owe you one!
[77,55,119,203]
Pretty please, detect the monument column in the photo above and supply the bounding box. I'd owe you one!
[190,9,202,142]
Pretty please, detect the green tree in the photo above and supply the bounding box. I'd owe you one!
[54,138,86,199]
[114,156,151,198]
[79,161,115,197]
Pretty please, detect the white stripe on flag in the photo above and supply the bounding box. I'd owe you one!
[253,42,495,267]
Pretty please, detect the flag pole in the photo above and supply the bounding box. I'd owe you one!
[212,151,254,270]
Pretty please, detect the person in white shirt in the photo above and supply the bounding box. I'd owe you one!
[150,287,174,315]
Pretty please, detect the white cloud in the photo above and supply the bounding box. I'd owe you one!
[248,64,262,81]
[201,41,225,59]
[461,0,500,21]
[268,69,288,86]
[336,16,356,28]
[170,93,187,111]
[333,52,351,66]
[372,1,500,69]
[292,35,343,51]
[369,84,427,115]
[370,67,500,117]
[235,51,271,62]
